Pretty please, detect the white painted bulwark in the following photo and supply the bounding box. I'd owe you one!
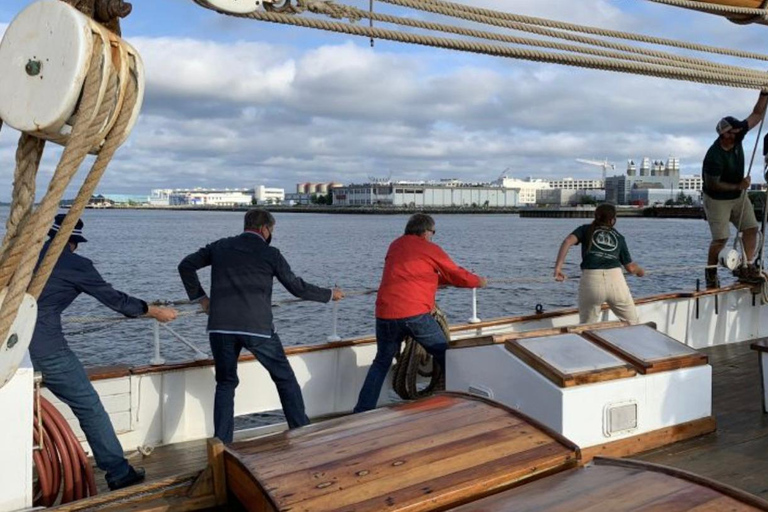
[46,287,765,454]
[0,357,34,511]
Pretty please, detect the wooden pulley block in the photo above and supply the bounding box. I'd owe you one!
[0,0,144,152]
[0,289,37,391]
[198,0,265,14]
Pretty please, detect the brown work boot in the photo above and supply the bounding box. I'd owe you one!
[705,268,719,289]
[734,263,763,283]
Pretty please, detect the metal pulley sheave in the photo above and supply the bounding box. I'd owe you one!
[0,0,146,389]
[0,0,145,153]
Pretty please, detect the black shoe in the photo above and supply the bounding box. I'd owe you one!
[734,264,763,283]
[107,466,145,491]
[705,268,719,289]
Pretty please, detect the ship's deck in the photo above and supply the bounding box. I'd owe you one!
[90,339,768,503]
[638,339,768,500]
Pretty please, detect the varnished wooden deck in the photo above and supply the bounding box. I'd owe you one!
[89,340,768,506]
[639,340,768,500]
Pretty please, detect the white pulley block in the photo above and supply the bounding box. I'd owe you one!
[0,290,38,391]
[200,0,264,14]
[0,0,144,151]
[0,0,111,139]
[718,247,742,270]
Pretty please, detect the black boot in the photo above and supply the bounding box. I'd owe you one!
[705,268,719,289]
[107,466,146,491]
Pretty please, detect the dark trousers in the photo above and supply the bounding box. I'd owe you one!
[209,332,310,443]
[354,313,447,413]
[31,347,130,486]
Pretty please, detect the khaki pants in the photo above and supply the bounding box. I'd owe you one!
[578,268,639,325]
[703,193,758,241]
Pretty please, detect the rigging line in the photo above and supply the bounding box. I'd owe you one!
[387,0,768,62]
[372,0,768,79]
[62,264,727,325]
[644,0,768,18]
[334,2,768,81]
[734,112,766,262]
[209,8,768,90]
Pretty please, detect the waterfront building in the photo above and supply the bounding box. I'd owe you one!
[546,178,604,191]
[629,188,701,206]
[494,177,550,205]
[332,179,520,207]
[679,175,703,191]
[536,189,606,206]
[149,188,253,206]
[606,157,681,205]
[254,185,285,205]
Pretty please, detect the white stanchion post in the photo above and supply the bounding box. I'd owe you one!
[327,300,342,342]
[468,288,481,324]
[150,320,165,366]
[161,323,209,361]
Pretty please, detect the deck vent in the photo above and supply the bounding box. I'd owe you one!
[605,402,638,436]
[467,384,493,399]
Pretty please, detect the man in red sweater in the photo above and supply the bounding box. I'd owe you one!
[353,213,486,412]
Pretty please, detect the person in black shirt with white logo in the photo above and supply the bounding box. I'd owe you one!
[702,91,768,288]
[553,204,644,325]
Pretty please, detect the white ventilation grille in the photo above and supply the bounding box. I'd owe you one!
[605,402,638,436]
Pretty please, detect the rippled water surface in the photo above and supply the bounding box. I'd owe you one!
[0,208,714,367]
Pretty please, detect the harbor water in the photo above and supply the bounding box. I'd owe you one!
[1,208,715,368]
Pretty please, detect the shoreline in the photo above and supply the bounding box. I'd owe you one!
[68,204,711,218]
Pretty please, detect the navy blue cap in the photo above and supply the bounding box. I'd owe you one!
[48,213,87,244]
[716,116,748,135]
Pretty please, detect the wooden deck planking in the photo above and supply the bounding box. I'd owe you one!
[224,393,578,511]
[448,460,768,511]
[639,340,768,500]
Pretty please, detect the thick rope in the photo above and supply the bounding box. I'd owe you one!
[0,42,107,349]
[29,63,138,298]
[325,2,768,82]
[392,306,448,400]
[211,8,768,90]
[645,0,768,18]
[0,134,46,289]
[373,0,768,80]
[398,0,768,61]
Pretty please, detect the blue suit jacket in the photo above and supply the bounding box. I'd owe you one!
[30,241,147,359]
[178,232,331,337]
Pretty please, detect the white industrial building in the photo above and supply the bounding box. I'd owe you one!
[332,180,520,207]
[679,175,703,191]
[546,178,604,190]
[254,185,285,205]
[149,188,254,206]
[494,177,550,205]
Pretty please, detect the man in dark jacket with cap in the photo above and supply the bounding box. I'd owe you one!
[702,91,768,288]
[178,209,344,443]
[31,213,178,490]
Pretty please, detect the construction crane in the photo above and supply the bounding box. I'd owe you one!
[576,158,615,182]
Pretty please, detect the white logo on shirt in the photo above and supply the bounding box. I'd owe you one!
[592,229,618,252]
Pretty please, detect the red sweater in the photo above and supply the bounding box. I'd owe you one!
[375,235,482,319]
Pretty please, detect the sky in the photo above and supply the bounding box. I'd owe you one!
[1,0,768,199]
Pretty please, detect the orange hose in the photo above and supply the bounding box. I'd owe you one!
[33,394,98,506]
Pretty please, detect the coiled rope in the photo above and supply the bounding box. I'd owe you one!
[392,306,449,400]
